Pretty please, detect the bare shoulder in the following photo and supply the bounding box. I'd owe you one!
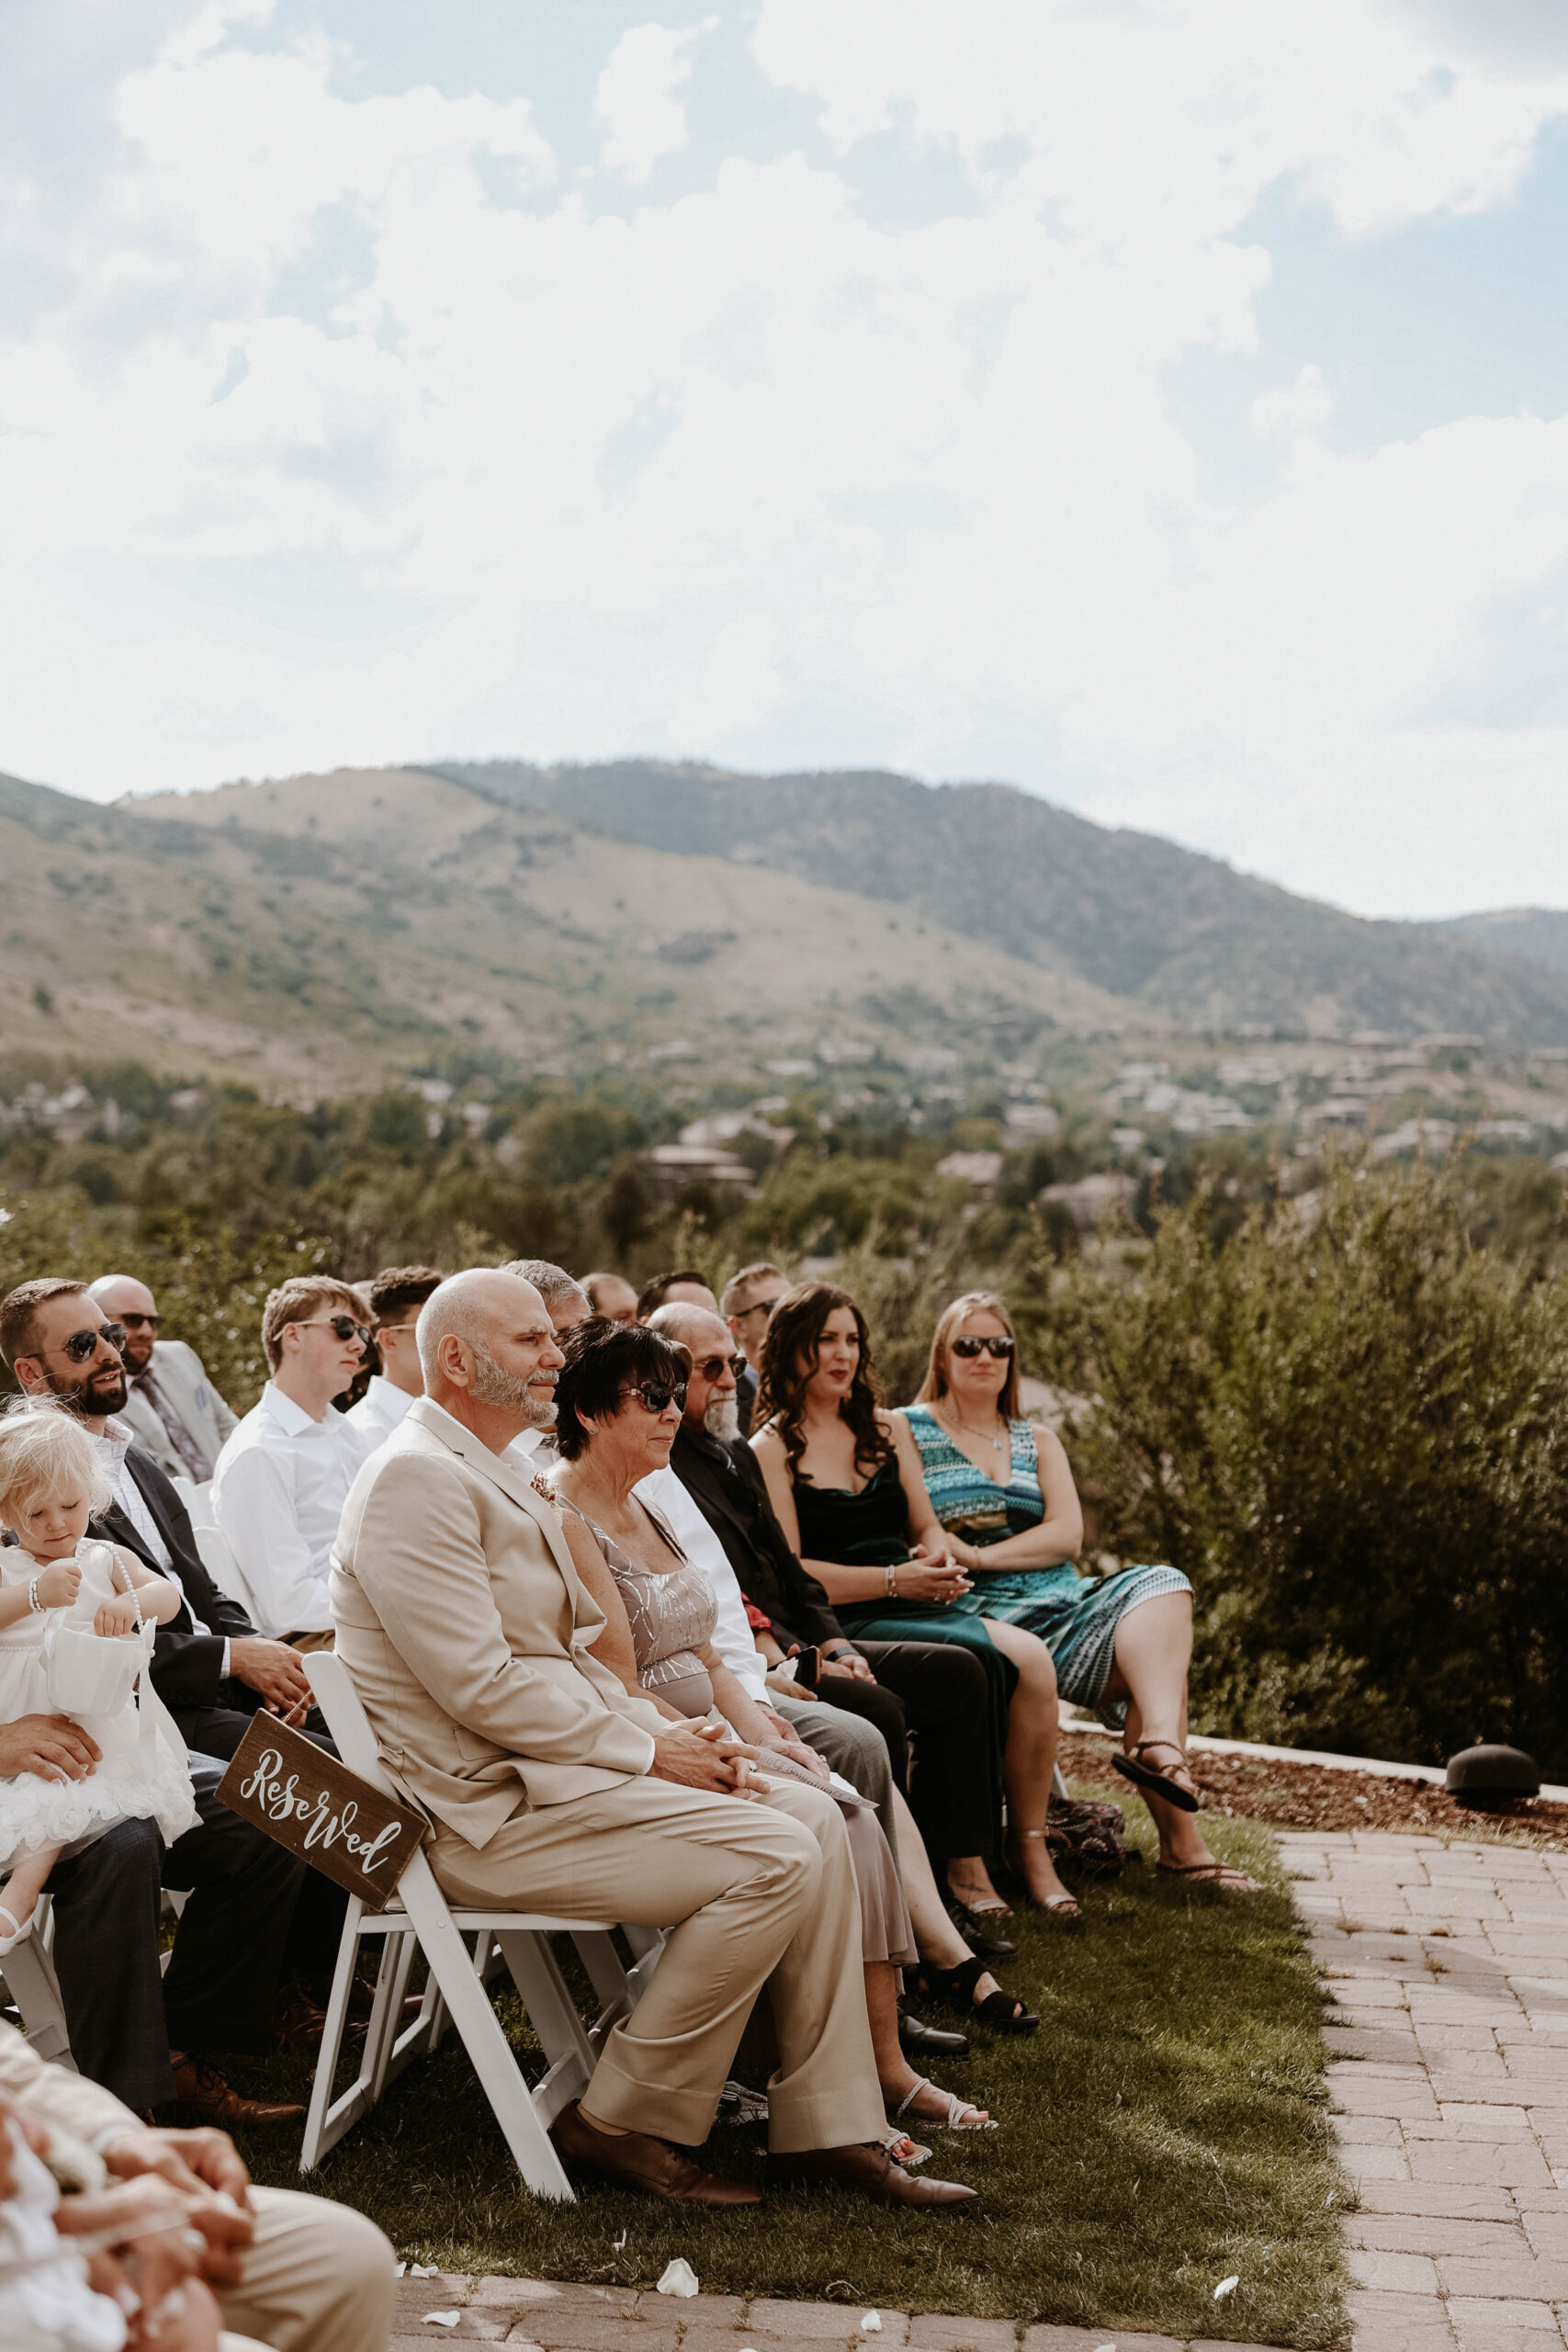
[750,1417,784,1458]
[1032,1421,1075,1474]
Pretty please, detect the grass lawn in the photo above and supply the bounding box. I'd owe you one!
[228,1782,1349,2347]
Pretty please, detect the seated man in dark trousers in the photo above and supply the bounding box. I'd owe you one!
[647,1303,998,1913]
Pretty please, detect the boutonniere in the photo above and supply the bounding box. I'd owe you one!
[530,1474,560,1510]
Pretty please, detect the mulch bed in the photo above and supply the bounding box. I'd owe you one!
[1059,1726,1568,1852]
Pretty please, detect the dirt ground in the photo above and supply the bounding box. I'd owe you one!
[1059,1725,1568,1852]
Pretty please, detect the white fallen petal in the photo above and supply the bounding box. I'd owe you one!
[861,2316,882,2334]
[1214,2277,1240,2301]
[394,2263,406,2278]
[656,2258,700,2299]
[612,2231,627,2253]
[423,2317,461,2331]
[411,2265,440,2278]
[1093,2342,1116,2350]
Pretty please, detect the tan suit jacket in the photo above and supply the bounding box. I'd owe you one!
[330,1396,667,1849]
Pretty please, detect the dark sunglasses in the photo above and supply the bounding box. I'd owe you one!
[52,1322,126,1364]
[296,1315,371,1345]
[618,1379,688,1416]
[693,1353,748,1383]
[951,1334,1015,1360]
[118,1311,162,1331]
[740,1296,782,1319]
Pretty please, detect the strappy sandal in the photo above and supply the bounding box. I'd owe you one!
[1112,1738,1201,1814]
[1157,1860,1264,1895]
[1005,1827,1081,1920]
[880,2124,931,2167]
[915,1956,1039,2036]
[896,2076,998,2132]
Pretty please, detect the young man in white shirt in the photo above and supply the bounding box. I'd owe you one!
[345,1264,443,1448]
[211,1277,373,1646]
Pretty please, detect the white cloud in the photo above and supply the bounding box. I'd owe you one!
[597,20,710,184]
[4,2,1568,916]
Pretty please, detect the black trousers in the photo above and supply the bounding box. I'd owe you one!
[45,1755,305,2112]
[171,1696,346,1988]
[829,1638,994,1866]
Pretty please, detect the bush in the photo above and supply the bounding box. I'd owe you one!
[1039,1157,1568,1772]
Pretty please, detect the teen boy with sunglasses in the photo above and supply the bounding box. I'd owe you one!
[210,1278,376,1647]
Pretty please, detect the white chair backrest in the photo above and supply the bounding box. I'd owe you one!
[189,1519,258,1623]
[303,1650,400,1794]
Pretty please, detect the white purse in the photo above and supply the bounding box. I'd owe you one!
[40,1552,150,1719]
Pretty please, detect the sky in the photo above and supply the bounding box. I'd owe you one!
[5,2,1568,920]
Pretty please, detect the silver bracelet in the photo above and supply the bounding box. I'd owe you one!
[27,1576,41,1615]
[885,1562,898,1598]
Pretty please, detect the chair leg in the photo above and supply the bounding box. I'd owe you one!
[400,1864,576,2200]
[300,1897,367,2174]
[0,1927,74,2069]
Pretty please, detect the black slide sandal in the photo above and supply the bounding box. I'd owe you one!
[916,1957,1039,2036]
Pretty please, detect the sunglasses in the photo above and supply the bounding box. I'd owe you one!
[739,1296,783,1319]
[51,1322,127,1364]
[693,1353,748,1383]
[295,1315,371,1346]
[618,1379,688,1416]
[951,1334,1015,1360]
[118,1312,162,1331]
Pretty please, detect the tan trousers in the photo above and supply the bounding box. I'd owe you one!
[218,2186,397,2352]
[431,1774,885,2154]
[286,1629,336,1655]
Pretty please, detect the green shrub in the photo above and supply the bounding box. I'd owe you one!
[1038,1158,1568,1772]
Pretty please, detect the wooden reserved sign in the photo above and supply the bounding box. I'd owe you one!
[217,1713,424,1911]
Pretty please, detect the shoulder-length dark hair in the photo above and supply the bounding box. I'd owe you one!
[755,1282,890,1485]
[553,1317,690,1461]
[918,1292,1021,1421]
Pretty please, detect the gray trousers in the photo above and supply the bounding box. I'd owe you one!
[773,1690,900,1879]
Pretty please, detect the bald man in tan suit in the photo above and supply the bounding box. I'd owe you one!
[330,1272,974,2209]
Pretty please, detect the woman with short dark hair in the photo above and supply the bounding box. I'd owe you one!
[550,1317,994,2134]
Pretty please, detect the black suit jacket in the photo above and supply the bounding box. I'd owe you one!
[91,1444,256,1713]
[670,1422,846,1651]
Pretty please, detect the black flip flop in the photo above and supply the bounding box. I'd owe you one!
[1112,1741,1201,1814]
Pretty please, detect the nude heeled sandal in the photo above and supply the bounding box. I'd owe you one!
[896,2076,998,2132]
[1007,1826,1081,1919]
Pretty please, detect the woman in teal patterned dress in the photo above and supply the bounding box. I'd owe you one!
[894,1292,1260,1894]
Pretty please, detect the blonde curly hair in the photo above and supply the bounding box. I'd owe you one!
[0,1399,112,1536]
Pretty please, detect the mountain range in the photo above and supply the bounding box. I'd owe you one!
[2,755,1566,1101]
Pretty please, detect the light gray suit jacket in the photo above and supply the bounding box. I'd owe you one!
[118,1339,239,1480]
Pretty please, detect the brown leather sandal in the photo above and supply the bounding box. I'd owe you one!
[1112,1738,1201,1814]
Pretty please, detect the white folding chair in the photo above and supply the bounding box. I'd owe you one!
[187,1518,262,1627]
[171,1476,214,1527]
[299,1651,662,2200]
[0,1895,74,2067]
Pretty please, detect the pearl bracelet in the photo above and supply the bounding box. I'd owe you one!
[885,1562,898,1597]
[28,1576,41,1615]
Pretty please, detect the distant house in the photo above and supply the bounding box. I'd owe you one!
[935,1149,1004,1199]
[647,1143,754,1191]
[1038,1172,1137,1230]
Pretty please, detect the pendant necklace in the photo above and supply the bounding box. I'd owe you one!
[942,1405,1005,1454]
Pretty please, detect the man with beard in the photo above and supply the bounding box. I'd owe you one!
[0,1277,313,2125]
[85,1272,237,1482]
[210,1279,374,1647]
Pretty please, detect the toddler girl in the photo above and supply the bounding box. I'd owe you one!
[0,1403,197,1952]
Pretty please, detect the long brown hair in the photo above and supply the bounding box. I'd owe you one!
[917,1292,1021,1421]
[755,1282,891,1484]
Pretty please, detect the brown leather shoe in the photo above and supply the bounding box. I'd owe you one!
[168,2054,304,2128]
[274,1983,331,2049]
[550,2100,761,2205]
[767,2141,976,2208]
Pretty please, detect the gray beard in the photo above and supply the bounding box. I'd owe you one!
[469,1345,558,1430]
[704,1396,740,1443]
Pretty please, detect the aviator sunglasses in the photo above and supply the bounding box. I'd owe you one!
[951,1334,1015,1360]
[51,1321,127,1364]
[618,1378,689,1415]
[693,1353,748,1383]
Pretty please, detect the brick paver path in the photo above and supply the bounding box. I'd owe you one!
[389,1826,1564,2352]
[1287,1826,1568,2352]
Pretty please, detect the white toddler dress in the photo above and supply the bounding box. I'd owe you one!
[0,1539,198,1868]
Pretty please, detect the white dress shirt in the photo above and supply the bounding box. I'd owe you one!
[210,1384,373,1637]
[93,1418,231,1677]
[634,1465,770,1704]
[345,1374,416,1448]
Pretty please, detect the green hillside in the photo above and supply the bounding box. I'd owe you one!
[428,757,1568,1043]
[0,762,1134,1093]
[1438,907,1568,978]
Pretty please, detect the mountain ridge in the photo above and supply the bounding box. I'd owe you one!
[423,757,1568,1043]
